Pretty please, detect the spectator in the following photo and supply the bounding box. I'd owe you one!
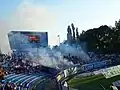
[4,82,12,90]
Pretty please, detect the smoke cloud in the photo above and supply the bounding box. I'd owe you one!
[9,32,73,70]
[59,43,90,61]
[0,0,90,70]
[0,0,57,53]
[28,48,73,69]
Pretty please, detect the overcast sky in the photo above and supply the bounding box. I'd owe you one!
[0,0,120,53]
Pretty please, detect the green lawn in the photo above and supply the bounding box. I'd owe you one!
[68,74,120,90]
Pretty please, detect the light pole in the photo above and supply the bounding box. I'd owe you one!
[0,44,2,54]
[57,35,60,45]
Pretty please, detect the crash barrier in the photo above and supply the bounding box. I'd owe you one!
[63,60,112,77]
[80,60,112,72]
[56,60,116,90]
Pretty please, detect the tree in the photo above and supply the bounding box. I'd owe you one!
[71,23,76,41]
[67,19,120,53]
[115,19,120,30]
[79,25,117,53]
[76,27,79,40]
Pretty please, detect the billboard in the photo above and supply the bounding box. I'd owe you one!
[8,31,48,51]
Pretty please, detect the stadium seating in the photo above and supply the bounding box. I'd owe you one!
[3,73,46,89]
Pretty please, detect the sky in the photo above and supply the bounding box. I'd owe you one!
[0,0,120,53]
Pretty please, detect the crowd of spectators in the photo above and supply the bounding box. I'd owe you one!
[0,81,18,90]
[88,52,120,65]
[63,55,81,64]
[63,52,120,66]
[1,51,120,89]
[0,53,58,75]
[0,52,59,90]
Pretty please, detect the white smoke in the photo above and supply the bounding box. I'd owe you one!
[8,29,90,70]
[0,0,90,70]
[9,32,73,70]
[28,48,73,69]
[59,43,90,62]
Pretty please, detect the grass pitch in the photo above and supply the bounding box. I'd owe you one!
[68,74,120,90]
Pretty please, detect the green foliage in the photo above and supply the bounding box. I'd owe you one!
[79,19,120,53]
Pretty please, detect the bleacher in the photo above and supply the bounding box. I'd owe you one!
[2,73,47,89]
